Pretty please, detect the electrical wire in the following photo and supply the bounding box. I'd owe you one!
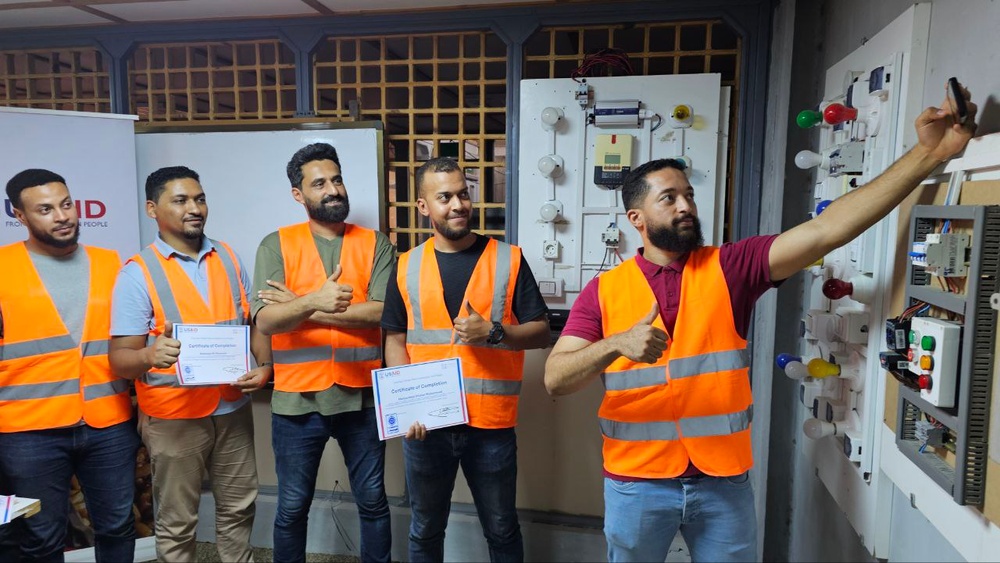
[571,48,635,82]
[650,113,664,133]
[591,248,611,280]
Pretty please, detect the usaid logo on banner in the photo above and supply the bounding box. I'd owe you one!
[386,413,399,434]
[4,199,110,228]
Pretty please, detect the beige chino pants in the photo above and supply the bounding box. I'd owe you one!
[140,402,258,562]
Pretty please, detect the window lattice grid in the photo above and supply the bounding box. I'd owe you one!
[128,40,297,122]
[314,32,507,252]
[0,48,110,112]
[523,21,741,238]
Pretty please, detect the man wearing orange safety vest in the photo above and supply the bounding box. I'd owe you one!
[544,85,979,562]
[109,166,272,563]
[252,142,395,563]
[381,157,551,562]
[0,169,138,562]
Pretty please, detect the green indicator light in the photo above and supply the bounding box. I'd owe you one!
[921,335,935,351]
[797,110,823,129]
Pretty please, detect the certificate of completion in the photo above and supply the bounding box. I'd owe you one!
[371,358,469,440]
[174,324,250,386]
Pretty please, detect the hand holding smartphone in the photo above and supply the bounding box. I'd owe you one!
[947,77,969,125]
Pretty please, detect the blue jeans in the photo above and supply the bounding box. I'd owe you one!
[271,408,390,563]
[0,420,140,563]
[403,426,522,563]
[604,472,757,563]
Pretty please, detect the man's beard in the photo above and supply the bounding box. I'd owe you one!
[30,222,79,249]
[306,194,350,224]
[181,218,204,240]
[647,215,704,253]
[433,212,471,241]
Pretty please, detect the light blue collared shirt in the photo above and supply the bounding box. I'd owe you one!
[111,235,251,416]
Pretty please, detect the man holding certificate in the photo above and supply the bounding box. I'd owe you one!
[109,166,271,563]
[381,157,550,563]
[252,143,395,563]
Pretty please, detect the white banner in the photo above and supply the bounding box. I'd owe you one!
[0,107,141,258]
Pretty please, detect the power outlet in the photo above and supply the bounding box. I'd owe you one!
[542,240,560,260]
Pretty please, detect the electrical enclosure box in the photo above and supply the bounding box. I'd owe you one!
[907,317,961,408]
[593,134,633,187]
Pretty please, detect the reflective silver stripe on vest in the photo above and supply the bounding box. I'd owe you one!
[211,239,246,321]
[407,329,454,345]
[668,348,749,380]
[83,378,130,401]
[334,347,381,363]
[600,404,753,442]
[678,404,753,438]
[216,317,244,326]
[406,240,514,343]
[464,377,522,396]
[0,379,80,401]
[273,346,332,365]
[0,334,76,361]
[140,247,183,322]
[601,366,666,391]
[489,242,512,323]
[406,242,427,329]
[142,372,179,387]
[599,418,679,441]
[81,339,109,357]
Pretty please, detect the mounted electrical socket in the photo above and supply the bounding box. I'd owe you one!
[542,240,560,260]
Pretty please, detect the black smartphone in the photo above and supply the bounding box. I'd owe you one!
[948,77,969,125]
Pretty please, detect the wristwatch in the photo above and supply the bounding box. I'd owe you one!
[486,321,505,345]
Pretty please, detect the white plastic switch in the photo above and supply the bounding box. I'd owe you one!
[843,429,864,462]
[536,277,564,297]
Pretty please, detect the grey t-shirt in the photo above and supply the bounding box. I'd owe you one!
[30,248,91,345]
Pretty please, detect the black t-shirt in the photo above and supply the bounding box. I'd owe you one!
[381,234,548,332]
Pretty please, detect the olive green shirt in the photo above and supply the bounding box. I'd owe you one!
[252,226,395,416]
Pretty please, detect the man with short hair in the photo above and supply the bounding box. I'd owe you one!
[253,142,394,563]
[382,157,551,562]
[109,166,271,563]
[544,85,979,562]
[0,169,138,562]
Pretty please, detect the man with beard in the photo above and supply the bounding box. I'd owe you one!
[0,169,137,562]
[109,166,271,562]
[252,142,394,563]
[381,157,550,562]
[543,85,978,562]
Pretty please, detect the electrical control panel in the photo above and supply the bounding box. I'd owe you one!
[517,75,726,311]
[895,205,1000,506]
[780,5,932,555]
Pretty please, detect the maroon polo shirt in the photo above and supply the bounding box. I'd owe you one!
[561,234,781,480]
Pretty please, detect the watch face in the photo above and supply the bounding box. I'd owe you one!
[489,321,505,344]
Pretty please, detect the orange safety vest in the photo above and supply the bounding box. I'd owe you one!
[271,222,381,392]
[0,243,132,432]
[398,238,524,429]
[597,247,753,478]
[129,240,249,419]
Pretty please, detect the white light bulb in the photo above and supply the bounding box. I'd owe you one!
[537,154,564,178]
[539,200,562,222]
[794,150,824,170]
[803,418,837,439]
[540,107,564,131]
[785,361,810,380]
